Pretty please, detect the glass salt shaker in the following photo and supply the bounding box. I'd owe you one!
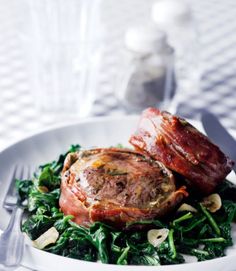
[152,0,202,112]
[115,24,176,113]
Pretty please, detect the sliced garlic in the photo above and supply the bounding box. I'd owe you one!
[201,193,222,213]
[147,229,169,248]
[33,227,59,250]
[177,203,197,213]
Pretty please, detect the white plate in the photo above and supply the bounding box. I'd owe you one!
[0,115,236,271]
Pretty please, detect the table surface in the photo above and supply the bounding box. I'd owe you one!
[0,0,236,268]
[1,0,236,151]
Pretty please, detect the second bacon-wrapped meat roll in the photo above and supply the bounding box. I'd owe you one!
[129,108,234,195]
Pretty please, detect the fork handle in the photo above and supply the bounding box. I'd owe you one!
[0,207,25,267]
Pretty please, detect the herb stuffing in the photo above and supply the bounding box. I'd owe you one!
[16,145,236,266]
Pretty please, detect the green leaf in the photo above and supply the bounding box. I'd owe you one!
[16,178,33,201]
[22,214,56,240]
[199,204,221,236]
[168,229,177,259]
[54,215,74,234]
[38,166,59,190]
[217,180,236,202]
[199,237,226,243]
[221,200,236,223]
[117,246,130,265]
[172,212,193,226]
[126,219,166,229]
[89,222,111,263]
[28,188,60,213]
[46,227,97,262]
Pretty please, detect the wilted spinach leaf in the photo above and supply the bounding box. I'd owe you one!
[28,188,60,213]
[16,178,34,201]
[22,214,56,240]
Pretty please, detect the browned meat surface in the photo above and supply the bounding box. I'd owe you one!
[129,108,234,195]
[59,148,187,227]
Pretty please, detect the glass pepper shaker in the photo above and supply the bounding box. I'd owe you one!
[114,24,176,113]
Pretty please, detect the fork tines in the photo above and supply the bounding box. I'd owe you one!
[3,165,33,211]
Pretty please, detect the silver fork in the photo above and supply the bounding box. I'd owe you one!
[0,165,32,268]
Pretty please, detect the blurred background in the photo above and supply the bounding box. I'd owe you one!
[1,0,236,149]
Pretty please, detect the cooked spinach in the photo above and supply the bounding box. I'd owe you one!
[22,214,56,240]
[217,180,236,203]
[46,226,97,261]
[28,188,60,213]
[16,145,236,265]
[16,178,33,201]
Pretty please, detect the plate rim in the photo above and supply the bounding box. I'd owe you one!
[0,114,139,154]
